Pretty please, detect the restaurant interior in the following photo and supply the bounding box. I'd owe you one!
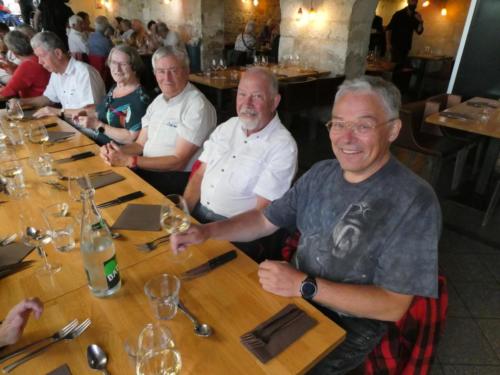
[0,0,499,374]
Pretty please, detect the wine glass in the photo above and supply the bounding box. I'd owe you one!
[67,173,90,222]
[19,202,62,276]
[6,100,24,122]
[218,58,227,70]
[28,124,49,152]
[160,194,191,262]
[136,323,180,375]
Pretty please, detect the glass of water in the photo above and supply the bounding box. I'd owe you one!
[136,323,180,375]
[43,202,76,252]
[0,159,26,198]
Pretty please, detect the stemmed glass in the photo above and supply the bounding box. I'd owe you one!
[19,203,62,276]
[136,323,180,375]
[28,123,49,152]
[160,194,191,262]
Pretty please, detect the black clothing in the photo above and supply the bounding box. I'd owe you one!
[37,0,73,48]
[133,169,190,196]
[369,15,385,57]
[386,7,423,64]
[19,0,34,25]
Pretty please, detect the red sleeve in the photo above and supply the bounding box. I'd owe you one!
[0,59,49,98]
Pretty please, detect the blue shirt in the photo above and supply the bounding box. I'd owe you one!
[89,32,113,57]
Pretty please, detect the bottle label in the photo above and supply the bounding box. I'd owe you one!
[104,255,120,289]
[91,219,105,231]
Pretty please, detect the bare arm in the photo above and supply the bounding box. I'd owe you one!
[18,95,52,109]
[136,137,199,172]
[258,261,413,322]
[75,111,139,144]
[0,298,44,347]
[171,209,279,251]
[255,196,271,210]
[183,162,206,211]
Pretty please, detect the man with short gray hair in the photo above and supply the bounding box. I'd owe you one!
[17,31,105,119]
[171,75,440,373]
[89,16,112,57]
[68,14,89,55]
[100,46,216,195]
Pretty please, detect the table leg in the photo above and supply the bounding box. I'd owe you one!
[475,138,500,195]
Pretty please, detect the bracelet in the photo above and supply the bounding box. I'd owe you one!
[130,155,138,169]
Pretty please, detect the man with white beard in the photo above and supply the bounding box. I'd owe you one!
[182,67,297,260]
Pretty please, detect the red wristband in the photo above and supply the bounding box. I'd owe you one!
[130,155,138,169]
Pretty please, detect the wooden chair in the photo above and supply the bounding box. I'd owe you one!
[394,100,473,190]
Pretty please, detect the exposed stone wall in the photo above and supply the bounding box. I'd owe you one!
[224,0,281,45]
[376,0,471,57]
[201,0,225,68]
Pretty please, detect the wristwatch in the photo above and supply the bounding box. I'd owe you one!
[96,124,105,135]
[300,275,317,300]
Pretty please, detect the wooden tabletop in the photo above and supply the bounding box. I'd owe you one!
[189,65,330,90]
[365,59,396,74]
[409,54,453,61]
[1,112,95,160]
[425,97,500,139]
[0,140,345,373]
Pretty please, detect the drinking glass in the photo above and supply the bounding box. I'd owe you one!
[28,123,49,152]
[144,274,180,320]
[43,202,76,252]
[6,100,24,122]
[136,323,180,375]
[0,159,26,198]
[160,194,191,261]
[19,203,62,276]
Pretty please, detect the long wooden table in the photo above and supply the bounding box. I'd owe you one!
[0,141,345,372]
[426,96,500,194]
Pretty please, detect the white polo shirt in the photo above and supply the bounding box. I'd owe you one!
[199,115,298,218]
[68,29,89,54]
[43,58,105,109]
[142,83,216,171]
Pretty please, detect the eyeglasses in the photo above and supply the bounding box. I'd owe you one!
[325,118,397,135]
[109,60,131,69]
[154,67,183,75]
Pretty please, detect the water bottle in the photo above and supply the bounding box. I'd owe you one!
[80,186,121,297]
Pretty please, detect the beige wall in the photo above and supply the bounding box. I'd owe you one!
[376,0,471,57]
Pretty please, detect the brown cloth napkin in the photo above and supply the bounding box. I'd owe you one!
[78,171,125,190]
[0,242,35,267]
[111,204,162,231]
[46,364,72,375]
[240,304,317,363]
[48,131,75,142]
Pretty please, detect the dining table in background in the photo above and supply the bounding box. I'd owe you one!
[408,54,453,99]
[425,96,500,195]
[0,135,346,371]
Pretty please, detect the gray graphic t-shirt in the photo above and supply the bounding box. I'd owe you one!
[264,157,441,301]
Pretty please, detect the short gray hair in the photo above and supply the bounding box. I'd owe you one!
[152,46,190,70]
[4,30,33,57]
[244,21,256,34]
[335,76,401,119]
[31,31,68,53]
[243,67,279,96]
[107,44,144,74]
[15,24,36,38]
[94,16,109,33]
[68,15,83,28]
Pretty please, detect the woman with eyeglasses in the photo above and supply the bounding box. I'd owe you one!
[74,44,151,145]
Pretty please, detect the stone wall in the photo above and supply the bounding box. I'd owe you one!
[224,0,281,45]
[376,0,471,57]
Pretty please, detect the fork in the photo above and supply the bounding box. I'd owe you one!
[136,234,171,252]
[3,318,91,373]
[0,319,78,364]
[43,181,68,191]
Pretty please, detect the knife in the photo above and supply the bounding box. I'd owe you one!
[0,261,35,279]
[97,191,145,208]
[43,123,58,129]
[54,151,95,164]
[180,250,237,280]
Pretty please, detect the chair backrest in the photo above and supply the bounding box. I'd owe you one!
[315,75,345,107]
[278,77,317,112]
[421,100,443,136]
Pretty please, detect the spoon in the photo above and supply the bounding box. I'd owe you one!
[26,227,51,244]
[177,301,213,337]
[87,344,110,375]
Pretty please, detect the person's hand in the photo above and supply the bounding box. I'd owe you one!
[0,298,43,347]
[106,141,132,167]
[257,260,305,297]
[33,106,61,118]
[99,143,112,164]
[414,12,423,23]
[170,224,209,253]
[74,111,97,129]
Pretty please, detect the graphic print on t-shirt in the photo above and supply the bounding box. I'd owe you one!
[106,104,131,128]
[331,202,371,259]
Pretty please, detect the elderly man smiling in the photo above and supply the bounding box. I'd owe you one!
[172,76,440,374]
[183,67,297,260]
[100,46,216,195]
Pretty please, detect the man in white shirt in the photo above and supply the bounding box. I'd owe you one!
[185,67,297,221]
[67,15,89,56]
[17,31,105,120]
[100,46,216,195]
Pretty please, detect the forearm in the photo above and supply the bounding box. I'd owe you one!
[64,105,96,119]
[20,96,51,108]
[205,209,278,243]
[137,154,189,172]
[183,166,204,211]
[314,280,413,322]
[100,122,139,144]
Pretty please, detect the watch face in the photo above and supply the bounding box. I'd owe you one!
[301,281,316,299]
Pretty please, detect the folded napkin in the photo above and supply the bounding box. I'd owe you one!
[111,204,162,231]
[48,131,75,142]
[78,171,125,190]
[46,364,72,375]
[440,111,473,120]
[0,242,35,267]
[240,304,317,363]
